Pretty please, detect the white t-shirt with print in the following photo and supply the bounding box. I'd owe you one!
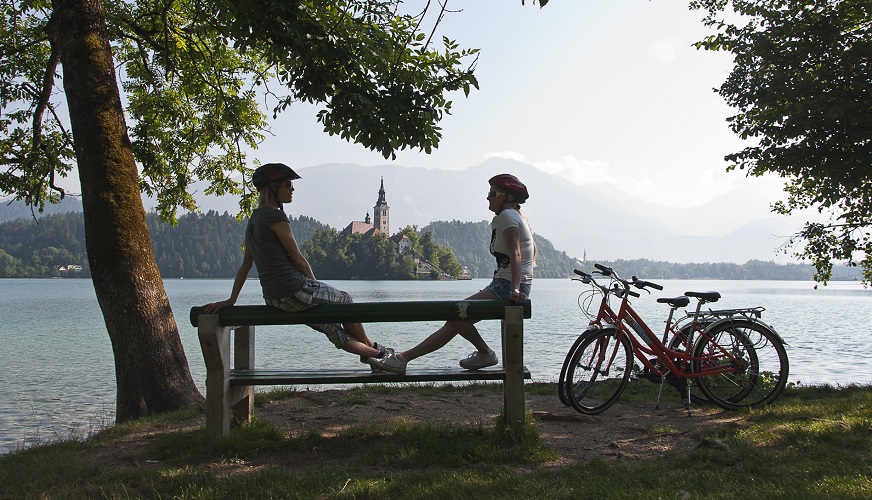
[490,208,534,284]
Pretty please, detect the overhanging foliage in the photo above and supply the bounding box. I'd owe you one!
[692,0,872,284]
[1,0,479,222]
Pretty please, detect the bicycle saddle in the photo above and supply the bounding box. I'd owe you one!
[656,296,690,307]
[684,291,721,302]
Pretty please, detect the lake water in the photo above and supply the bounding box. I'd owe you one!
[2,277,870,453]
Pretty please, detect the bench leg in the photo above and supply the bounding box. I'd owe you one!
[502,306,525,436]
[232,326,255,426]
[198,315,232,438]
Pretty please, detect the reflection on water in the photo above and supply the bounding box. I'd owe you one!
[1,277,870,453]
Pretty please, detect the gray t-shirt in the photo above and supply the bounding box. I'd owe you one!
[247,207,307,299]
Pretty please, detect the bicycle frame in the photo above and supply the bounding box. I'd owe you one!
[576,268,752,393]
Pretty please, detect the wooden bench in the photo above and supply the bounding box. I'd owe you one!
[190,299,532,439]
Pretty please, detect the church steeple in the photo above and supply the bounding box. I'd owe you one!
[373,176,390,235]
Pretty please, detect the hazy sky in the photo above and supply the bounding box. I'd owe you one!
[253,0,788,210]
[36,0,788,218]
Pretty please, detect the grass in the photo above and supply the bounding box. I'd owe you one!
[1,383,871,499]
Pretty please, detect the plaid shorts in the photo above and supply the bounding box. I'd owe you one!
[265,279,353,348]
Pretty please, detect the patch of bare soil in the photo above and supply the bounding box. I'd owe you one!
[256,386,746,467]
[86,386,749,473]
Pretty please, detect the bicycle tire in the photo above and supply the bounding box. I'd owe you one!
[668,322,712,405]
[566,327,633,414]
[558,328,598,406]
[692,319,789,410]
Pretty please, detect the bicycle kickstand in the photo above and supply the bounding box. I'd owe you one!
[685,381,692,416]
[655,376,666,409]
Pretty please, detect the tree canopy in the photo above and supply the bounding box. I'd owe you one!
[1,0,480,221]
[0,0,495,421]
[691,0,872,284]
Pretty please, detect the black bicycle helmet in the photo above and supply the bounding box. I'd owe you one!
[489,173,529,203]
[252,163,301,189]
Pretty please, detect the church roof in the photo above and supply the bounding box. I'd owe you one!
[343,221,384,236]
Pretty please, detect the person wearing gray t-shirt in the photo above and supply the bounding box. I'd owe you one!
[204,163,391,364]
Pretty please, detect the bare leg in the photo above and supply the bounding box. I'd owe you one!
[313,322,379,357]
[401,322,457,361]
[452,319,492,352]
[401,289,497,361]
[343,322,375,348]
[341,339,381,358]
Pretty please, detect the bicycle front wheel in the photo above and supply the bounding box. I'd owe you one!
[566,327,633,414]
[558,328,598,406]
[692,319,789,410]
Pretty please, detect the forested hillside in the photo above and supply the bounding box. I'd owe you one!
[421,220,578,279]
[0,211,326,278]
[0,211,88,277]
[0,211,854,281]
[146,211,328,278]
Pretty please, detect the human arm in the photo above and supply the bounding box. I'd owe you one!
[203,244,253,313]
[502,225,526,304]
[270,220,316,280]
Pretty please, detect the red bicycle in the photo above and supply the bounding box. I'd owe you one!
[558,264,789,414]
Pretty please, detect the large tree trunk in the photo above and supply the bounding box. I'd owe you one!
[50,0,203,422]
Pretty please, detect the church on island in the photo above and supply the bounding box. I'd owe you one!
[340,178,468,279]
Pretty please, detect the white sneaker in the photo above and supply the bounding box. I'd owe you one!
[368,352,407,374]
[459,349,498,370]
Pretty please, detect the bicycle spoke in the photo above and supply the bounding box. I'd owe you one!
[566,328,632,414]
[693,320,789,409]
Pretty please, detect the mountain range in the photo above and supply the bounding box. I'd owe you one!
[188,158,807,264]
[3,158,811,264]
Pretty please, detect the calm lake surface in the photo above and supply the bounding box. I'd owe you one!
[2,277,870,453]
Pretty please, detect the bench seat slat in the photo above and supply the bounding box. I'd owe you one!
[190,299,531,327]
[229,367,532,385]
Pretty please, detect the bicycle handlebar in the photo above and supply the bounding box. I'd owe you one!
[594,263,612,276]
[632,276,663,291]
[575,265,662,297]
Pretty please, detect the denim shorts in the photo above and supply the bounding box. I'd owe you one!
[484,278,532,300]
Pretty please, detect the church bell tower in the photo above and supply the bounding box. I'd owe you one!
[373,177,390,235]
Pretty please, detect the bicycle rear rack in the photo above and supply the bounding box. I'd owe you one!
[703,306,765,319]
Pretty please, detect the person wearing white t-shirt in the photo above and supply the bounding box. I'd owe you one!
[369,174,535,374]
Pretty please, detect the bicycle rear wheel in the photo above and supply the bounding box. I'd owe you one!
[692,319,789,410]
[558,329,597,406]
[566,327,633,414]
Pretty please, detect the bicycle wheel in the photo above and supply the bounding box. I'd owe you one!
[668,322,712,405]
[692,319,789,410]
[566,327,633,414]
[558,329,598,406]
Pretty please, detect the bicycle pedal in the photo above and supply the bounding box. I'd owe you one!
[633,371,662,383]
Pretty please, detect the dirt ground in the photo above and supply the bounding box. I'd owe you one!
[86,385,749,473]
[255,385,747,467]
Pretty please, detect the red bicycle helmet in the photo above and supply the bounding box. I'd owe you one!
[489,173,529,203]
[252,163,301,189]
